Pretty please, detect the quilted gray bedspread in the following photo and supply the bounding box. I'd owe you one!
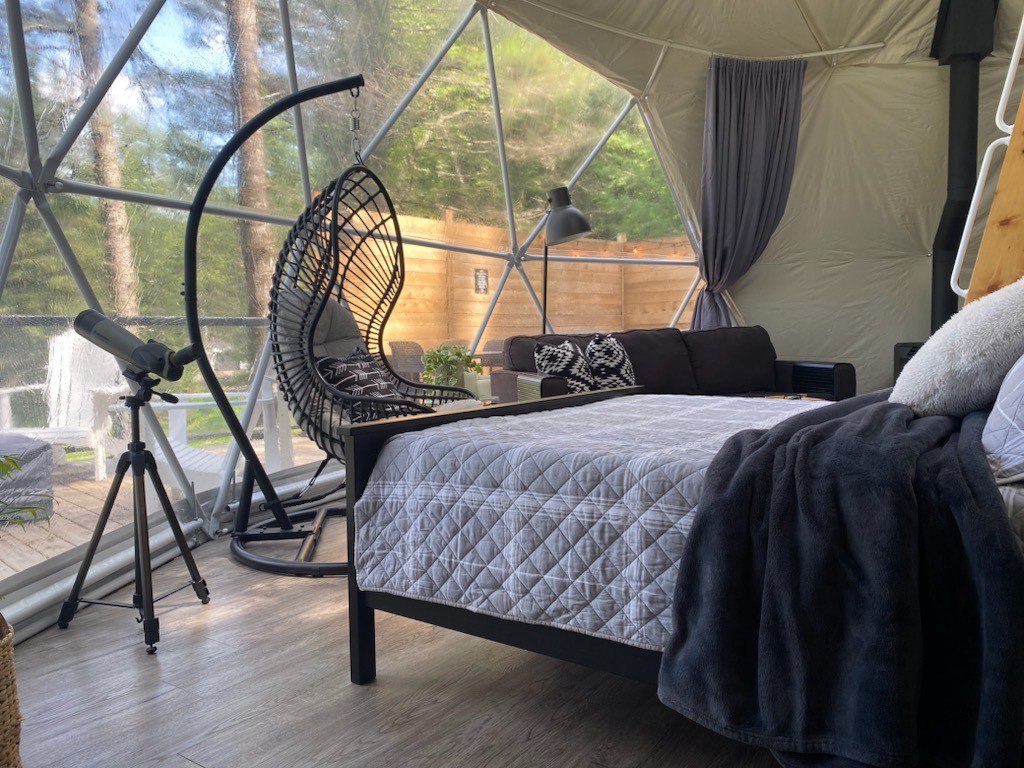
[354,394,825,649]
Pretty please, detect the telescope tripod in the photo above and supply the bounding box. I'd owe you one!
[57,372,209,653]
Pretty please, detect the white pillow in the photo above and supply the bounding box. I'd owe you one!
[982,352,1024,484]
[890,276,1024,417]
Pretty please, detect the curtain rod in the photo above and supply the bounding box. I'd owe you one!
[499,0,885,61]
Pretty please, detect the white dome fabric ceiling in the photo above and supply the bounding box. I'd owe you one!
[488,0,1024,391]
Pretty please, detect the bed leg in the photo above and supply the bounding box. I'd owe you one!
[349,579,376,684]
[345,433,382,684]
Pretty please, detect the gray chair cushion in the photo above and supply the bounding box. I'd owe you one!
[312,296,364,360]
[276,284,364,362]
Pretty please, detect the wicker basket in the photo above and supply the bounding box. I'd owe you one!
[0,615,22,768]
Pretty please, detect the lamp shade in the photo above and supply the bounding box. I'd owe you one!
[545,186,591,246]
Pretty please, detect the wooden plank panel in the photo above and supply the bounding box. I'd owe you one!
[967,96,1024,302]
[336,214,696,365]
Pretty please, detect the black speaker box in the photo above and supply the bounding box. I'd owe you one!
[893,342,923,385]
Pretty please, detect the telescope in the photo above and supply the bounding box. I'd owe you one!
[60,309,210,652]
[74,309,197,382]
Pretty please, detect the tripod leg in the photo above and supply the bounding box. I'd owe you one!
[144,454,209,604]
[58,453,131,629]
[130,450,160,653]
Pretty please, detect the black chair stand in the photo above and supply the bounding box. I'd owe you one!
[229,457,347,577]
[182,75,474,578]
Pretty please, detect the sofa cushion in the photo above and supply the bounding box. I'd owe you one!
[681,325,777,394]
[612,328,697,394]
[505,328,697,394]
[505,333,594,373]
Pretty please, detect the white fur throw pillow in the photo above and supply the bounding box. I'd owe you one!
[890,276,1024,417]
[433,398,484,412]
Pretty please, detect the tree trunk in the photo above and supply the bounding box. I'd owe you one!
[75,0,139,317]
[225,0,275,335]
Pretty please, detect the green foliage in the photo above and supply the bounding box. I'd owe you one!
[422,344,482,386]
[572,114,683,240]
[0,455,42,531]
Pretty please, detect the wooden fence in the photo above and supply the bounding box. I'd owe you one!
[386,211,699,352]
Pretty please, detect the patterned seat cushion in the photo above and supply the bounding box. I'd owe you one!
[316,348,407,423]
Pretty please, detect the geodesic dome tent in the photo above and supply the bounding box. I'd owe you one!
[487,0,1024,392]
[2,0,1021,411]
[1,0,1023,591]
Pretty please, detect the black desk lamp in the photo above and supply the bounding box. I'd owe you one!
[542,186,591,334]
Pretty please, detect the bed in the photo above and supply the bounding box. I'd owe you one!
[344,386,1024,677]
[344,388,834,682]
[350,392,824,648]
[342,373,1024,765]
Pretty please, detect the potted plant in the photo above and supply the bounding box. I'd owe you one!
[421,344,483,389]
[0,453,38,768]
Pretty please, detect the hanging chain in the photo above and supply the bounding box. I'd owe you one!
[349,87,363,165]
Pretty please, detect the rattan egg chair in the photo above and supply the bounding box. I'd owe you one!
[230,165,475,575]
[270,166,475,459]
[184,76,473,577]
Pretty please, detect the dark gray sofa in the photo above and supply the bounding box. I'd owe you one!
[491,326,856,403]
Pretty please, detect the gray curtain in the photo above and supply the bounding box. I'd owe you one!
[692,57,806,329]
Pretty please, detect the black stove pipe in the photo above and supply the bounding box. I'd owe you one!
[931,54,980,332]
[927,0,998,331]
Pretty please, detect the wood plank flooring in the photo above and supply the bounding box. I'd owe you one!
[11,529,779,768]
[0,459,134,580]
[0,440,325,580]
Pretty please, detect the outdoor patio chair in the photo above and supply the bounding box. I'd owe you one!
[0,327,127,481]
[476,338,505,372]
[386,340,426,382]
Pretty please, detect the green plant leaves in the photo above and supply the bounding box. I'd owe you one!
[421,344,482,386]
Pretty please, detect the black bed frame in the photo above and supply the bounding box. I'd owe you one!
[341,386,663,685]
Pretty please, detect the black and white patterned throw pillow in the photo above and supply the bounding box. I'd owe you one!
[316,348,407,422]
[586,334,636,389]
[534,340,595,394]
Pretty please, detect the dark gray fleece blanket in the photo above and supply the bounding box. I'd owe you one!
[657,391,1024,768]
